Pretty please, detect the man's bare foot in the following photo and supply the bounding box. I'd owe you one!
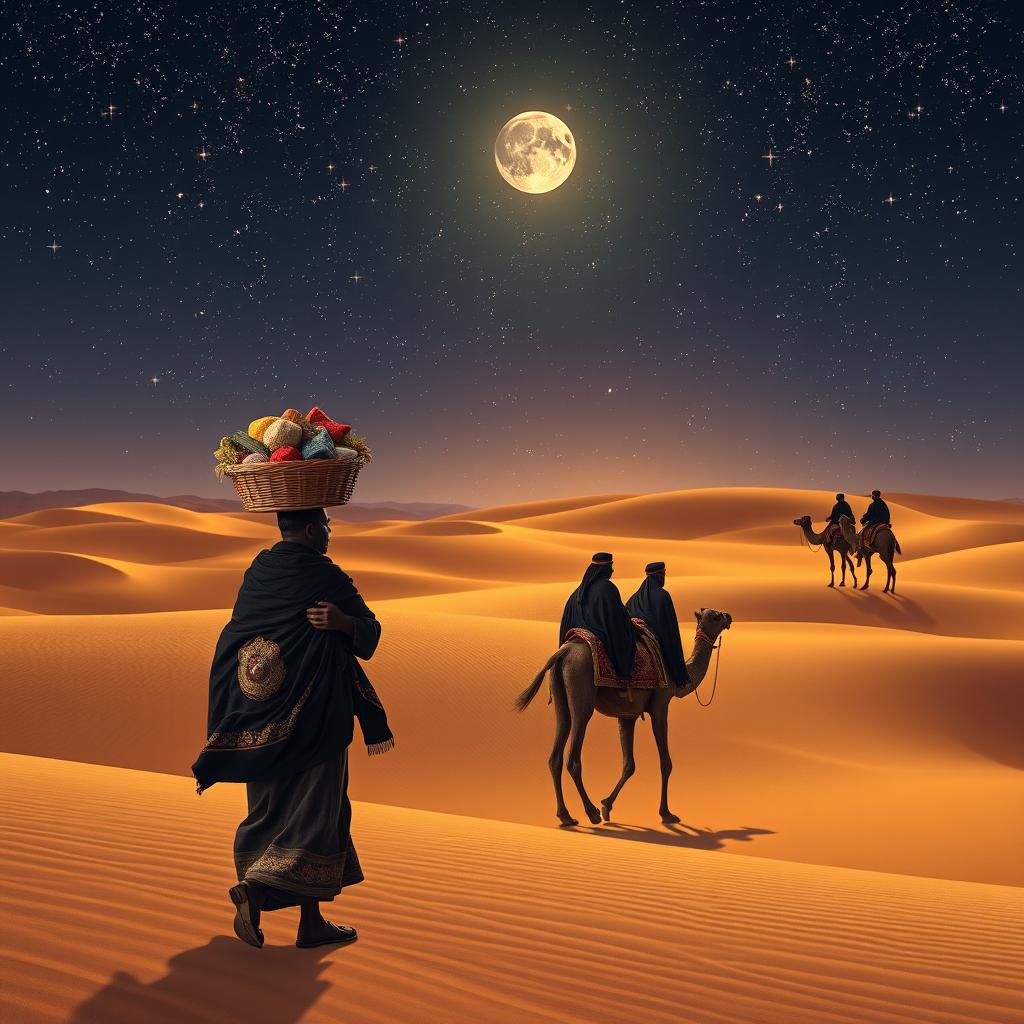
[228,880,264,948]
[296,918,358,949]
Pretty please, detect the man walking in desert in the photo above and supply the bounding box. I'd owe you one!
[191,507,393,950]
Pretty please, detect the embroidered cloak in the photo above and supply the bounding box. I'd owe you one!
[191,540,392,794]
[625,562,689,687]
[559,553,636,681]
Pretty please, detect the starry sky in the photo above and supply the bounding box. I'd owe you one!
[3,1,1022,505]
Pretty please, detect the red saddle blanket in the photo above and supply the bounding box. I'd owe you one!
[862,523,890,547]
[563,618,670,689]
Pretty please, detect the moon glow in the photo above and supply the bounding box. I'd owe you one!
[494,111,576,194]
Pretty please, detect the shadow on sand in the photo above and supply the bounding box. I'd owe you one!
[70,934,341,1024]
[575,821,775,851]
[835,587,935,629]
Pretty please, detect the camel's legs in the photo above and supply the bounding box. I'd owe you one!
[884,545,897,593]
[565,687,601,825]
[650,705,678,824]
[826,546,836,587]
[843,549,858,587]
[600,717,637,821]
[547,672,577,827]
[860,552,873,590]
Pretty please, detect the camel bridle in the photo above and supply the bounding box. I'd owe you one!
[692,628,723,707]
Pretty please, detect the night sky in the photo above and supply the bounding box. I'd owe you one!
[3,1,1021,505]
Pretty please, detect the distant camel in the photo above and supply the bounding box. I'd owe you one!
[515,608,733,827]
[793,515,858,588]
[838,514,902,593]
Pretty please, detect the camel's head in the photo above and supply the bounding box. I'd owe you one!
[793,515,812,527]
[693,608,733,637]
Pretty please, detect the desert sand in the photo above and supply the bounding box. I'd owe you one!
[1,487,1022,1022]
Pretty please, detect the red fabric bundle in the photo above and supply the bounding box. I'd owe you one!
[306,406,351,442]
[269,445,301,462]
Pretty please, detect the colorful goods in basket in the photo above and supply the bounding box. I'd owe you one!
[300,426,337,460]
[262,417,302,450]
[212,404,372,479]
[247,416,277,442]
[307,406,351,442]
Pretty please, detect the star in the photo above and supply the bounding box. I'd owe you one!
[149,376,160,385]
[999,100,1007,113]
[327,162,335,173]
[367,164,378,173]
[197,147,210,160]
[786,56,796,69]
[100,103,117,118]
[754,193,763,202]
[394,35,406,47]
[776,202,784,211]
[884,194,896,206]
[191,101,199,111]
[339,178,350,191]
[46,238,61,254]
[350,272,362,283]
[762,148,778,167]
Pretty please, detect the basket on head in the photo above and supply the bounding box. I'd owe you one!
[224,456,367,512]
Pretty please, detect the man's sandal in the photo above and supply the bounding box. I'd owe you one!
[228,881,264,948]
[295,922,358,949]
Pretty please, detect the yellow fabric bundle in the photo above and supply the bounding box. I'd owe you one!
[248,416,277,442]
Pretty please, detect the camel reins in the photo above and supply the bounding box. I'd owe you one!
[692,629,723,707]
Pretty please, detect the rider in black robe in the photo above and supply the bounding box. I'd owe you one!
[860,490,891,527]
[625,562,689,686]
[826,493,854,525]
[559,552,636,681]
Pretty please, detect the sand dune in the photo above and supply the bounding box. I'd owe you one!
[1,753,1020,1024]
[1,608,1020,884]
[1,485,1022,1019]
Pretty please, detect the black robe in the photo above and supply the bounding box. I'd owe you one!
[191,540,392,794]
[625,577,689,686]
[827,499,854,525]
[559,566,636,680]
[860,498,891,526]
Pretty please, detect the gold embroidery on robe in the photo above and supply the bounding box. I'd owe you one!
[202,677,314,751]
[236,843,345,892]
[237,635,286,701]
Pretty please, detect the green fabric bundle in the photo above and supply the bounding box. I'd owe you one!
[230,430,272,457]
[300,425,337,460]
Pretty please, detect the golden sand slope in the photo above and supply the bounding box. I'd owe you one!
[1,753,1021,1024]
[0,610,1020,885]
[1,488,1022,888]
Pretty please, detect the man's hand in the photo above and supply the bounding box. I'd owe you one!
[306,600,354,634]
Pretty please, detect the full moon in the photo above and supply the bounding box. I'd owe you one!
[494,111,576,194]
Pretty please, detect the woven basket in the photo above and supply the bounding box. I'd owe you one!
[224,456,367,512]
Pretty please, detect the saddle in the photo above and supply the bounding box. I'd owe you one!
[823,522,843,545]
[564,618,670,690]
[861,522,890,548]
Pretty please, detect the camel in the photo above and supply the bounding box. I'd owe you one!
[837,514,901,593]
[793,515,858,587]
[515,608,733,827]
